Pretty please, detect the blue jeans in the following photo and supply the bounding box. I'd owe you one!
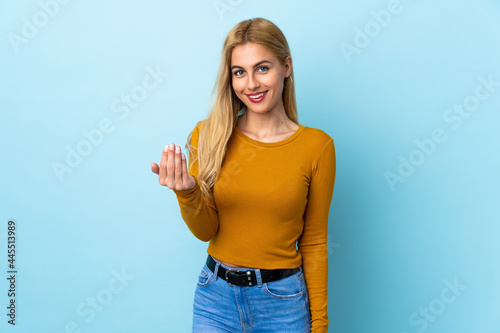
[192,255,311,332]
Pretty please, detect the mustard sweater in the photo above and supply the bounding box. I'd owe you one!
[173,120,336,332]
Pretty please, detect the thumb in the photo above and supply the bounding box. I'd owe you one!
[151,162,159,175]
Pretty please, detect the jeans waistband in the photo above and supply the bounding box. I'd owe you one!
[206,254,301,287]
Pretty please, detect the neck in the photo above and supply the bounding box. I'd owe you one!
[237,103,291,135]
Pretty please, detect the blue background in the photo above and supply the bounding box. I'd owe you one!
[1,0,499,332]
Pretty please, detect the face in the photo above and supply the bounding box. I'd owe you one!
[230,43,291,116]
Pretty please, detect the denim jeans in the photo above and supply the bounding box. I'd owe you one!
[192,255,311,332]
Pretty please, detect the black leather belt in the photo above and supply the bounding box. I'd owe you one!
[206,255,301,287]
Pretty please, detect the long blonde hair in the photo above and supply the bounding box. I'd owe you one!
[185,17,298,202]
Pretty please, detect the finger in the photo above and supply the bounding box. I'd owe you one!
[151,162,159,175]
[181,153,190,183]
[158,145,169,184]
[166,143,176,188]
[174,145,182,187]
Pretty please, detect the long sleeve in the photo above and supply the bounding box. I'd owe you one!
[297,138,336,333]
[172,121,219,242]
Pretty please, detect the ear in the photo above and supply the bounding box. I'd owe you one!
[284,56,292,77]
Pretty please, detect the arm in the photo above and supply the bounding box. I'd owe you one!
[297,138,336,333]
[172,121,219,242]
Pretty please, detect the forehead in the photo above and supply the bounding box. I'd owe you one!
[231,43,276,66]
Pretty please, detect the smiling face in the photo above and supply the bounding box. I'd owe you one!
[230,42,291,116]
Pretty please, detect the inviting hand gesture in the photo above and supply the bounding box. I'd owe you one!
[151,143,196,191]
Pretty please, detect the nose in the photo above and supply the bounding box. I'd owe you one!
[247,73,260,90]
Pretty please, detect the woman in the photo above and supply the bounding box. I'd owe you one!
[151,17,336,332]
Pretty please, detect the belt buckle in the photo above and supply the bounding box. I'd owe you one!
[225,269,240,286]
[225,269,253,286]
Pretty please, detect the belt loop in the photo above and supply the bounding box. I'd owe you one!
[255,268,262,287]
[213,261,219,281]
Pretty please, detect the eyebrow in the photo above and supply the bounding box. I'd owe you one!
[231,60,272,71]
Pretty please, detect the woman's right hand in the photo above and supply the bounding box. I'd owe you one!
[151,143,196,191]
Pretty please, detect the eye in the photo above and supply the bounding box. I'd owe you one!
[258,66,269,73]
[234,70,244,76]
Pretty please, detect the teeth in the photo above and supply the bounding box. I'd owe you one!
[249,92,266,99]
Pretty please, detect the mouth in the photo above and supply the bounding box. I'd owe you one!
[246,91,268,103]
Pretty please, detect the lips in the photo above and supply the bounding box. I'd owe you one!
[247,90,266,95]
[246,90,268,103]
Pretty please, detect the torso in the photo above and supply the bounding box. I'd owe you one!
[216,120,300,269]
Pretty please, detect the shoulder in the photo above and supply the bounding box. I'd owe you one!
[196,119,206,128]
[301,125,334,149]
[188,119,212,147]
[190,119,206,137]
[300,126,336,171]
[185,120,204,148]
[194,119,209,133]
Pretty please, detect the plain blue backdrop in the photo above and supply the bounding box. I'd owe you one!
[1,0,499,332]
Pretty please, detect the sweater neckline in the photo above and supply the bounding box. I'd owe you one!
[233,124,304,147]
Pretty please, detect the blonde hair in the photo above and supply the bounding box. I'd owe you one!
[185,17,298,202]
